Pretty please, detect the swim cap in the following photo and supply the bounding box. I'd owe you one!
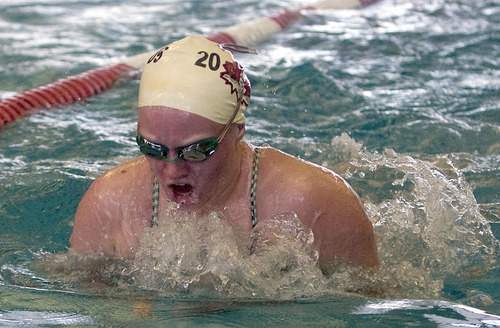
[138,35,251,124]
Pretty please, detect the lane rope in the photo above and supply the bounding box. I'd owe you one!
[0,0,380,130]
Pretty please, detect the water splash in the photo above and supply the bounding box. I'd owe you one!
[130,204,326,299]
[32,134,498,302]
[315,133,499,299]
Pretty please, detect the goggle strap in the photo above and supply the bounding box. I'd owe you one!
[216,97,243,143]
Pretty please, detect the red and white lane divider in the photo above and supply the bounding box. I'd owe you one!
[206,0,380,45]
[0,0,380,130]
[0,64,135,129]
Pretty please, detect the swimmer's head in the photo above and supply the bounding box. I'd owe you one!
[138,35,251,125]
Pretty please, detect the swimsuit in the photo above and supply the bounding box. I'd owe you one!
[151,147,263,228]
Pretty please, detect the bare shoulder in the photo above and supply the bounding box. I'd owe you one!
[70,157,152,256]
[95,157,151,189]
[257,147,379,268]
[79,157,152,208]
[258,147,355,211]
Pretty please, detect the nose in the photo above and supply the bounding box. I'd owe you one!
[163,148,181,163]
[160,159,189,180]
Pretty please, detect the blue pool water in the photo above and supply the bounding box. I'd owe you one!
[1,0,499,326]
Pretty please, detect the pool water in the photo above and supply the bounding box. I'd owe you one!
[1,0,499,326]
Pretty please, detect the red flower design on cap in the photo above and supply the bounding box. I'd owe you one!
[220,61,251,105]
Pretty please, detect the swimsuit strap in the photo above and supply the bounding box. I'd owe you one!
[152,177,159,227]
[250,147,263,228]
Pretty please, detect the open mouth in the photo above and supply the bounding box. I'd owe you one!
[170,184,193,197]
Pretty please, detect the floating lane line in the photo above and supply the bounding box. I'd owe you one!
[0,0,380,130]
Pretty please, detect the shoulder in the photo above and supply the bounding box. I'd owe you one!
[79,156,152,214]
[70,157,152,255]
[257,147,354,210]
[256,147,378,267]
[93,157,151,191]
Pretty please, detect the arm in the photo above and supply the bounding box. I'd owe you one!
[311,182,379,270]
[295,159,379,270]
[70,175,117,256]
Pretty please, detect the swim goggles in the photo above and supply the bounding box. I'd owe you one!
[136,134,220,163]
[136,99,242,163]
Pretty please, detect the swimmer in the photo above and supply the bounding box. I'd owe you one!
[70,35,379,272]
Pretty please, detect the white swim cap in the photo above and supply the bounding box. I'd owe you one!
[138,35,251,124]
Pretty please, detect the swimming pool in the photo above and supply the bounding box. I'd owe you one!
[1,0,499,326]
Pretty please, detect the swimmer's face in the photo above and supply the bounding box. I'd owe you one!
[138,106,242,210]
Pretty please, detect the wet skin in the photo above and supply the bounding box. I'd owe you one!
[70,106,379,269]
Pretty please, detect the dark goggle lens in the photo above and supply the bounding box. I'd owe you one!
[137,135,164,158]
[139,146,163,158]
[179,139,218,162]
[180,149,208,162]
